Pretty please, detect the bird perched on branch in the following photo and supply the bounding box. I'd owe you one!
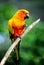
[8,9,29,64]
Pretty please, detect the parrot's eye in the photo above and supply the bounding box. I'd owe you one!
[22,11,25,14]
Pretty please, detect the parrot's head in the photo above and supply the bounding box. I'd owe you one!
[14,9,30,21]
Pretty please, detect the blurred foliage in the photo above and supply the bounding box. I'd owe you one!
[0,4,44,65]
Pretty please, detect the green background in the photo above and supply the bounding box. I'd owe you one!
[0,0,44,65]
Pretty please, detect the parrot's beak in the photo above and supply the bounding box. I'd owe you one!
[24,14,29,19]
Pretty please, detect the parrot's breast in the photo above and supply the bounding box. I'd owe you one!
[14,25,25,36]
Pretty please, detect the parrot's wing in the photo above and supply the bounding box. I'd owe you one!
[8,20,14,34]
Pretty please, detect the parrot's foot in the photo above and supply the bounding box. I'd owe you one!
[18,36,21,39]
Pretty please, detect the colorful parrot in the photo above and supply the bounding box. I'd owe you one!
[8,9,29,64]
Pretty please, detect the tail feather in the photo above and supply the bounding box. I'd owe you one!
[13,41,20,65]
[9,32,20,65]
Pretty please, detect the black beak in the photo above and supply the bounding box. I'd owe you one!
[24,14,29,19]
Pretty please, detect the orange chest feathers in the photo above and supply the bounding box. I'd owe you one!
[14,25,25,36]
[12,20,25,36]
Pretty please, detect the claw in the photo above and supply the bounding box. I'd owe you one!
[18,36,21,39]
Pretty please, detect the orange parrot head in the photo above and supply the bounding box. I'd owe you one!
[14,9,30,21]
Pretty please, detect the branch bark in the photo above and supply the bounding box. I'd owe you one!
[0,18,40,65]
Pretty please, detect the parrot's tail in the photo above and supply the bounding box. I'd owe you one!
[14,42,20,65]
[14,41,20,59]
[9,32,21,65]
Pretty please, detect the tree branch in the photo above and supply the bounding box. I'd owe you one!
[0,18,40,65]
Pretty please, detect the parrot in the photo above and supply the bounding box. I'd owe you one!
[8,9,29,64]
